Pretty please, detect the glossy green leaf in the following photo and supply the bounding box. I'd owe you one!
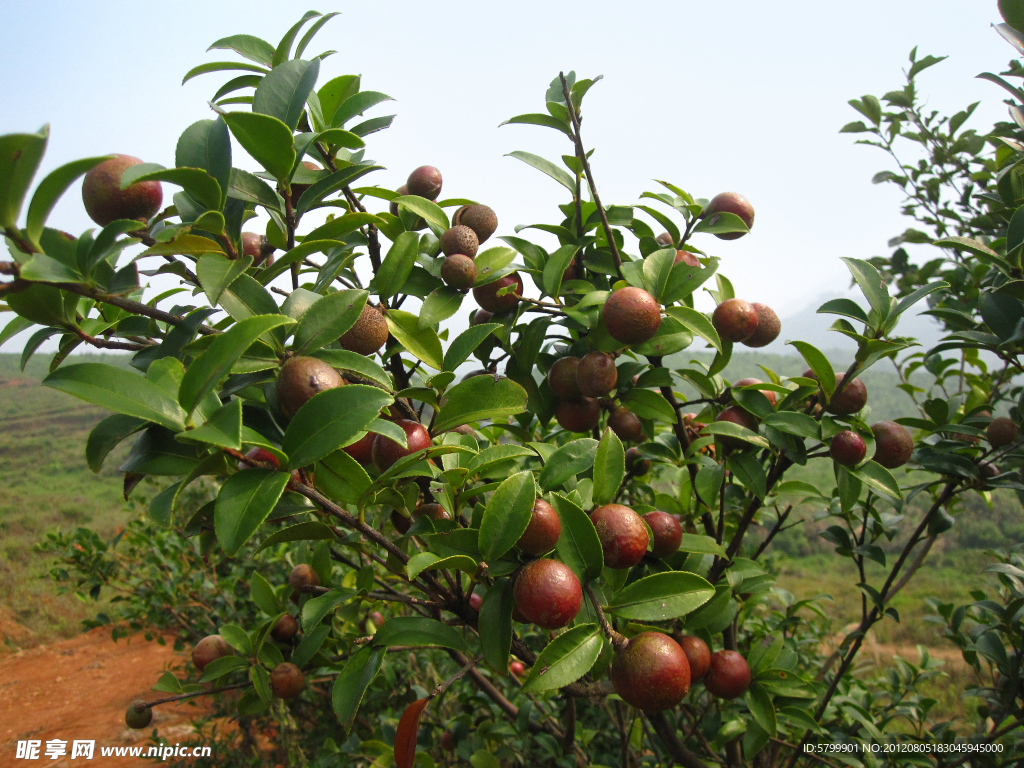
[292,289,368,355]
[282,385,393,469]
[432,375,529,433]
[788,340,835,398]
[385,310,443,371]
[311,349,393,389]
[214,469,291,556]
[842,257,890,322]
[394,195,449,231]
[85,413,146,473]
[179,397,243,450]
[538,438,598,491]
[332,645,386,727]
[506,151,575,192]
[182,61,268,85]
[121,164,222,211]
[479,471,536,561]
[693,210,749,236]
[272,10,321,66]
[253,58,320,130]
[406,553,478,581]
[500,113,572,137]
[666,306,722,353]
[197,253,252,305]
[479,577,515,673]
[330,91,394,128]
[208,34,275,66]
[418,286,464,330]
[592,428,624,506]
[607,572,715,621]
[173,119,233,206]
[373,617,471,653]
[222,111,296,182]
[25,156,109,245]
[228,167,283,211]
[257,521,337,552]
[745,683,778,738]
[541,244,581,298]
[551,492,603,581]
[619,388,675,422]
[0,126,48,230]
[140,234,225,257]
[849,460,902,501]
[370,232,419,300]
[442,323,502,371]
[520,624,602,693]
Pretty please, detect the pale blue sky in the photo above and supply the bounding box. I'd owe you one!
[0,0,1010,352]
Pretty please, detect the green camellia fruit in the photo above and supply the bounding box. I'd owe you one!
[125,700,153,729]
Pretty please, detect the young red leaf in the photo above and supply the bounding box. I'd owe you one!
[394,697,430,768]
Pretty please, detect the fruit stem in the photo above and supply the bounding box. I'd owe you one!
[428,654,482,700]
[585,583,626,651]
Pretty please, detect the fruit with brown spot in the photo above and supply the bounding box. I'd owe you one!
[191,634,234,673]
[271,614,299,642]
[610,632,691,711]
[473,273,523,314]
[441,254,477,289]
[270,662,306,699]
[643,511,682,558]
[830,430,866,467]
[704,650,751,698]
[555,398,600,433]
[702,192,754,239]
[871,421,913,469]
[609,407,644,442]
[440,224,479,259]
[577,351,618,397]
[289,563,321,593]
[339,304,389,356]
[590,503,650,569]
[712,298,759,343]
[372,420,432,471]
[988,417,1019,447]
[516,499,562,555]
[452,204,498,243]
[603,287,662,345]
[741,303,781,348]
[82,154,163,226]
[407,166,442,200]
[276,357,345,418]
[513,559,582,629]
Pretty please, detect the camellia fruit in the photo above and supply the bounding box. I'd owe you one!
[577,351,618,397]
[643,510,682,558]
[702,192,754,240]
[275,356,345,419]
[372,420,432,471]
[513,559,582,629]
[625,447,651,476]
[191,634,234,673]
[733,377,777,406]
[608,407,644,442]
[674,249,701,267]
[516,499,562,555]
[655,231,674,246]
[469,592,483,611]
[413,502,450,521]
[241,231,273,266]
[676,635,711,681]
[827,373,868,415]
[712,298,759,343]
[339,304,389,356]
[987,416,1018,447]
[125,700,153,730]
[871,420,913,469]
[741,303,781,348]
[289,563,321,593]
[590,503,650,569]
[406,165,442,200]
[602,287,661,345]
[713,406,759,450]
[473,273,523,314]
[440,224,479,258]
[547,356,582,399]
[610,632,691,711]
[830,430,866,467]
[703,650,751,699]
[271,614,299,642]
[509,661,525,677]
[441,254,477,289]
[81,154,163,227]
[342,432,377,465]
[555,398,600,433]
[452,204,498,243]
[270,662,306,699]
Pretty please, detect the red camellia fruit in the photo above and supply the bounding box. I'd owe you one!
[513,559,582,629]
[713,406,759,450]
[407,165,443,200]
[590,504,650,569]
[712,298,759,343]
[342,432,377,464]
[674,249,701,267]
[469,592,483,611]
[473,273,523,314]
[643,511,682,558]
[733,377,777,406]
[602,287,662,345]
[271,614,299,642]
[871,420,913,469]
[440,731,456,751]
[704,650,751,699]
[509,661,525,677]
[516,499,562,555]
[827,373,868,415]
[702,192,754,240]
[547,356,582,399]
[270,662,306,699]
[830,430,866,467]
[372,420,432,471]
[608,407,644,442]
[610,632,691,711]
[191,635,234,673]
[237,446,280,470]
[675,635,711,681]
[81,154,163,226]
[555,398,601,433]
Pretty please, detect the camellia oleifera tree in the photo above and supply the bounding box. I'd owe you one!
[0,9,1008,768]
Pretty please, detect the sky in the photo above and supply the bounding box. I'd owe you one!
[0,0,1013,354]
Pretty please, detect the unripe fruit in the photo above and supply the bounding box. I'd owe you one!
[276,357,345,419]
[577,351,618,397]
[270,662,306,699]
[590,503,650,569]
[469,592,483,611]
[473,273,523,314]
[362,611,385,632]
[655,231,674,246]
[339,305,389,356]
[516,499,562,555]
[440,254,477,289]
[271,614,299,642]
[413,502,450,520]
[440,731,456,751]
[191,635,234,673]
[452,204,498,243]
[609,407,644,442]
[610,632,691,711]
[988,417,1018,447]
[82,154,163,226]
[548,356,582,399]
[742,303,781,348]
[713,406,759,450]
[625,447,651,476]
[238,446,280,470]
[389,184,408,216]
[555,398,600,433]
[643,511,682,558]
[440,225,479,258]
[510,661,525,677]
[702,192,754,240]
[704,650,751,699]
[712,298,759,343]
[733,377,777,406]
[289,563,321,593]
[407,165,442,200]
[513,559,582,629]
[240,231,273,266]
[871,421,913,469]
[830,430,866,467]
[471,308,494,325]
[603,287,662,345]
[372,419,432,471]
[827,374,868,415]
[343,432,377,465]
[676,635,711,682]
[125,700,153,730]
[674,249,700,267]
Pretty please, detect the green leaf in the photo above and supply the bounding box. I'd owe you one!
[788,340,835,398]
[139,233,225,257]
[43,363,186,431]
[272,10,321,67]
[479,471,536,561]
[294,12,339,59]
[763,412,819,440]
[18,254,81,283]
[473,246,518,286]
[432,375,529,433]
[179,397,243,450]
[678,534,726,557]
[693,210,749,237]
[302,212,384,243]
[666,306,723,353]
[228,167,283,212]
[85,413,146,473]
[607,572,715,621]
[198,253,252,305]
[418,286,464,329]
[817,298,869,324]
[541,244,581,298]
[729,452,767,499]
[406,553,478,581]
[121,164,222,211]
[551,492,603,582]
[506,151,575,192]
[295,163,382,215]
[385,310,443,371]
[253,59,320,130]
[179,315,295,416]
[592,428,624,506]
[849,460,903,501]
[250,571,282,615]
[330,91,395,128]
[214,469,291,556]
[538,439,598,491]
[0,126,48,230]
[222,111,296,182]
[1001,0,1024,33]
[520,624,602,693]
[332,646,386,728]
[745,683,778,738]
[292,289,368,355]
[842,257,890,322]
[25,156,109,245]
[479,578,515,673]
[282,385,393,469]
[394,196,449,231]
[182,61,268,85]
[373,617,470,653]
[291,625,331,669]
[302,588,353,628]
[257,521,337,552]
[208,34,276,66]
[500,113,572,137]
[148,482,180,527]
[619,388,675,422]
[370,232,419,300]
[443,323,502,371]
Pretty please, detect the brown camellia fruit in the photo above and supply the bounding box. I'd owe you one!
[270,662,306,699]
[343,432,377,465]
[513,559,582,629]
[82,154,163,226]
[871,421,913,469]
[548,356,583,399]
[339,304,389,356]
[240,231,274,267]
[516,499,562,555]
[413,503,450,521]
[733,377,777,406]
[441,254,477,289]
[473,273,523,314]
[577,351,618,397]
[828,373,868,415]
[742,303,781,348]
[704,650,751,699]
[702,192,754,240]
[676,635,711,682]
[555,398,600,433]
[440,225,479,258]
[712,298,759,343]
[643,511,682,558]
[389,184,409,216]
[988,417,1019,447]
[655,231,675,246]
[830,430,866,467]
[471,308,494,325]
[590,503,650,569]
[372,419,432,471]
[289,563,321,593]
[407,165,442,199]
[125,700,153,730]
[191,634,234,673]
[603,287,662,345]
[713,406,759,450]
[452,204,498,243]
[271,614,299,642]
[674,249,701,267]
[276,357,345,418]
[609,407,644,442]
[625,447,652,476]
[610,632,691,711]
